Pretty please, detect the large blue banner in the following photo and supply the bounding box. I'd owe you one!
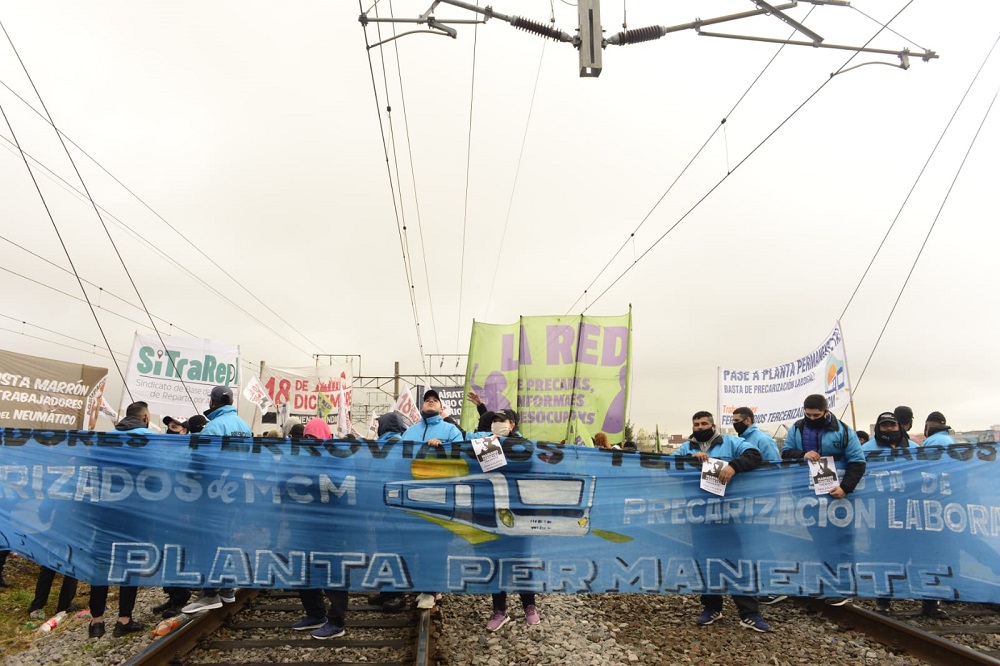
[0,429,997,602]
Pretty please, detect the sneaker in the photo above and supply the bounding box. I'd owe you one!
[182,595,222,613]
[524,605,541,626]
[88,622,105,639]
[311,622,346,640]
[759,595,788,605]
[151,600,174,614]
[416,593,436,609]
[112,620,145,637]
[381,595,406,612]
[290,616,327,631]
[875,599,892,615]
[823,597,850,607]
[696,609,723,626]
[29,609,46,620]
[922,601,948,619]
[487,611,509,632]
[368,592,390,606]
[740,613,771,633]
[220,589,236,604]
[161,606,184,619]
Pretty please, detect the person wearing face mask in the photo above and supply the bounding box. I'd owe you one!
[922,411,955,447]
[862,412,907,454]
[781,394,865,607]
[893,405,919,446]
[731,407,780,462]
[673,411,770,632]
[468,410,543,631]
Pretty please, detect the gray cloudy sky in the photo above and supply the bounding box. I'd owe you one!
[1,1,998,435]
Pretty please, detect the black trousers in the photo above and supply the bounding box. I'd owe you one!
[492,592,535,612]
[89,586,138,619]
[29,566,79,613]
[299,589,349,627]
[701,593,759,618]
[163,586,191,606]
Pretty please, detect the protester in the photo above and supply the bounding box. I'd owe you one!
[731,407,780,462]
[594,432,610,450]
[862,412,908,454]
[182,386,252,614]
[781,394,865,607]
[87,401,151,638]
[893,405,918,446]
[162,415,188,434]
[674,411,769,632]
[923,411,956,447]
[367,412,412,613]
[856,430,870,446]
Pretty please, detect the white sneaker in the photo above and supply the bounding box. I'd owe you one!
[416,593,436,609]
[182,595,222,613]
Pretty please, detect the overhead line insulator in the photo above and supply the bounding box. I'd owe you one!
[510,16,571,42]
[611,26,667,46]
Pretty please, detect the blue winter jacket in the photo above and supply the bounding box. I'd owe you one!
[401,413,464,443]
[739,425,780,462]
[674,432,762,473]
[923,430,957,447]
[782,415,866,493]
[861,436,910,454]
[201,404,253,437]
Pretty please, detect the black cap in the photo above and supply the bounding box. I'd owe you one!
[876,411,899,428]
[926,411,947,424]
[856,430,870,442]
[493,408,518,424]
[211,385,234,405]
[893,405,913,424]
[162,415,186,427]
[422,389,440,402]
[186,414,208,433]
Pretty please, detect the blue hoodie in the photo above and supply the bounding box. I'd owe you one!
[201,404,253,437]
[739,425,780,462]
[401,413,463,443]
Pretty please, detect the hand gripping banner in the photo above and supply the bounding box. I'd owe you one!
[0,429,997,603]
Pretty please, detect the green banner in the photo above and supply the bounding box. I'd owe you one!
[461,313,631,445]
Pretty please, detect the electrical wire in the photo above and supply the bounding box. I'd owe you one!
[839,33,1000,322]
[456,2,480,351]
[578,2,916,313]
[0,312,130,360]
[848,79,1000,399]
[565,7,816,314]
[360,0,429,374]
[850,3,926,51]
[388,0,441,353]
[0,77,326,357]
[485,39,547,318]
[0,132,317,358]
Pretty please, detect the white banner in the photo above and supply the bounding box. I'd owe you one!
[243,375,275,415]
[253,363,353,432]
[717,323,850,428]
[122,333,240,418]
[392,389,420,425]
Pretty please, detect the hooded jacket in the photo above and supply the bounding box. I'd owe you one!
[115,416,156,435]
[201,404,253,437]
[738,425,780,462]
[376,412,410,441]
[782,414,865,493]
[673,431,763,473]
[303,418,333,440]
[401,412,463,444]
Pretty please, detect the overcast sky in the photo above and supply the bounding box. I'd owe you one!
[1,1,998,435]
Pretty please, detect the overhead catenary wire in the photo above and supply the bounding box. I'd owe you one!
[0,313,130,361]
[838,33,1000,322]
[846,79,1000,403]
[0,132,318,359]
[0,79,326,359]
[565,6,818,315]
[387,0,441,354]
[576,2,916,313]
[2,22,203,413]
[360,0,429,375]
[485,38,547,319]
[456,2,480,352]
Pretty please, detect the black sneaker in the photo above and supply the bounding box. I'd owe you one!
[875,599,891,615]
[88,622,105,639]
[152,600,174,614]
[922,601,948,619]
[381,595,406,612]
[112,620,145,637]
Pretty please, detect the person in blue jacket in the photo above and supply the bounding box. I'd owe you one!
[731,407,780,462]
[922,411,956,447]
[675,411,769,632]
[182,385,251,614]
[401,390,463,448]
[862,411,909,454]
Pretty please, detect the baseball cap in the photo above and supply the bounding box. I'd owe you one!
[876,411,899,427]
[186,414,208,432]
[493,408,519,424]
[893,405,914,424]
[210,385,234,405]
[422,389,440,402]
[162,416,186,428]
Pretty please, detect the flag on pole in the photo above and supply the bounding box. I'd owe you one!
[367,410,379,440]
[392,389,420,424]
[655,425,661,454]
[99,396,119,424]
[243,375,275,414]
[336,381,349,437]
[316,392,334,419]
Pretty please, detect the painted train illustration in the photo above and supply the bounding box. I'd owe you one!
[384,473,597,537]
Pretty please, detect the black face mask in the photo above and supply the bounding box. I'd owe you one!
[877,429,903,445]
[804,415,827,429]
[692,428,715,443]
[420,409,439,420]
[733,421,749,435]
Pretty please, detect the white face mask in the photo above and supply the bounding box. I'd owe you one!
[491,422,511,437]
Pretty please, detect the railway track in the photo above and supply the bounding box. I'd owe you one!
[121,590,435,666]
[806,599,1000,666]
